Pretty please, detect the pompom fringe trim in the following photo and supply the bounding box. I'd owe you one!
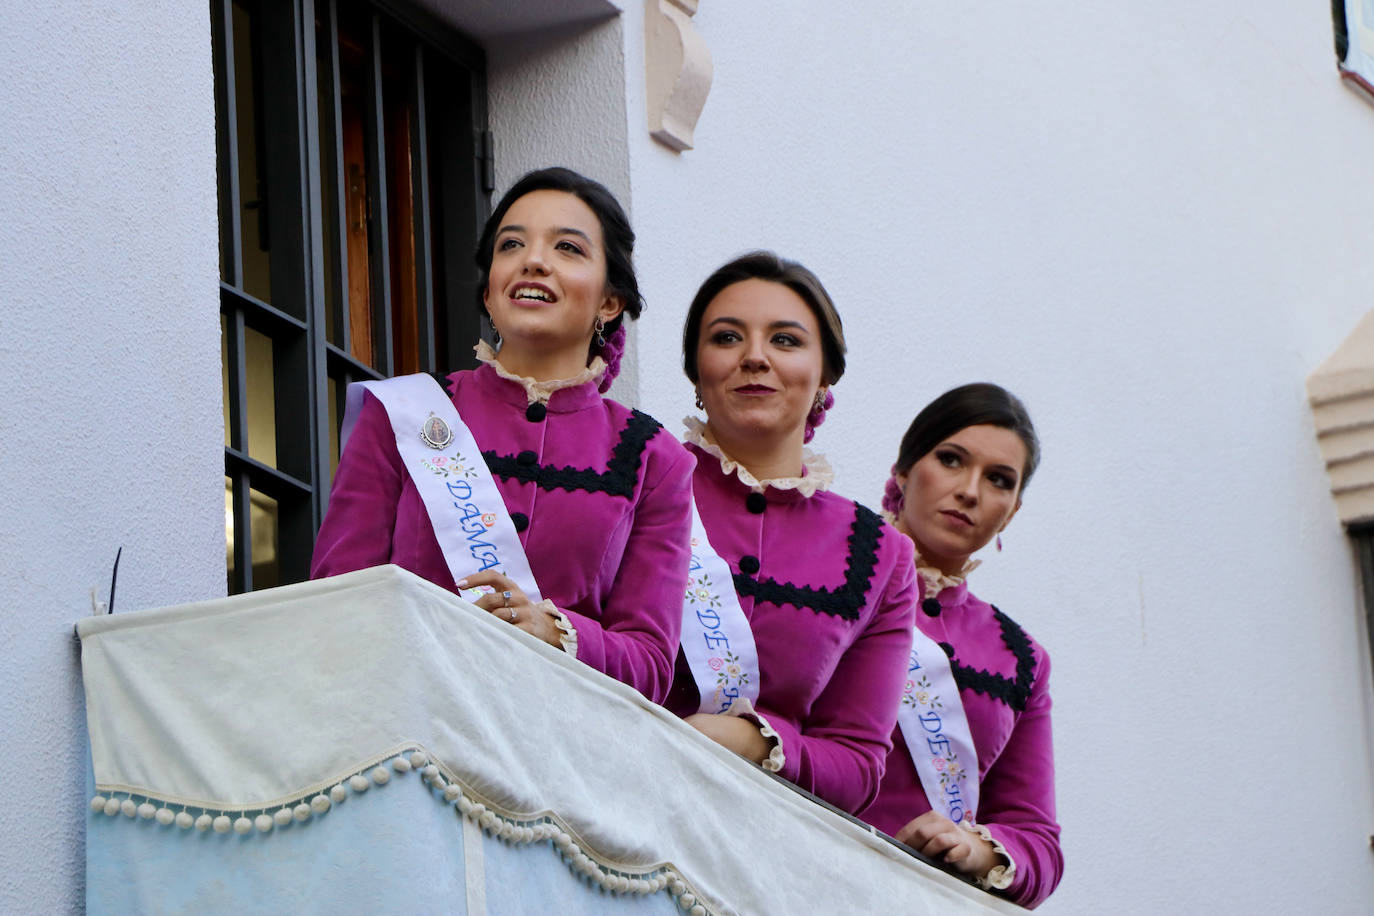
[90,745,718,914]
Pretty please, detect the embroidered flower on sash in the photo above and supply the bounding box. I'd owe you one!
[902,675,940,710]
[420,453,477,478]
[714,649,750,694]
[685,573,722,609]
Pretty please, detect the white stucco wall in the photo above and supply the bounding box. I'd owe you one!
[0,4,223,912]
[8,0,1374,911]
[486,13,640,399]
[613,2,1374,913]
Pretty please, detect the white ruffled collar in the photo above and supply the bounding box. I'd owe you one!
[474,340,606,405]
[682,416,834,497]
[914,555,980,597]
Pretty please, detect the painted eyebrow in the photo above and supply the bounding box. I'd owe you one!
[704,316,811,332]
[496,224,593,243]
[939,441,1019,476]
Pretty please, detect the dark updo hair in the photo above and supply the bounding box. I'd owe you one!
[883,384,1040,514]
[682,251,847,386]
[474,166,644,332]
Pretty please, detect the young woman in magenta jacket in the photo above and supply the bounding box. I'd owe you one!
[312,168,693,704]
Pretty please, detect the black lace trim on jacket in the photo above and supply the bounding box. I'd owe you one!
[482,409,661,499]
[732,503,883,621]
[947,606,1037,712]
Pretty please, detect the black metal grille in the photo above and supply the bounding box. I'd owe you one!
[213,0,489,593]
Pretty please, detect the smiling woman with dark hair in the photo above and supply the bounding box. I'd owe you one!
[311,167,694,703]
[859,383,1063,908]
[665,251,917,815]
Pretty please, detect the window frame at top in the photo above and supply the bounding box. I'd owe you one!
[214,0,491,595]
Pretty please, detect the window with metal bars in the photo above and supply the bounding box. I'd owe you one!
[213,0,492,594]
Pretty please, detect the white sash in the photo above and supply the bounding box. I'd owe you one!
[680,501,761,714]
[341,374,543,604]
[895,619,980,825]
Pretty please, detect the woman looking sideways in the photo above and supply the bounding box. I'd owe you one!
[666,251,918,815]
[860,384,1062,907]
[311,167,694,703]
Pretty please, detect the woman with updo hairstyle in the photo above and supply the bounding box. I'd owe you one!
[859,383,1062,907]
[312,167,694,703]
[665,251,918,815]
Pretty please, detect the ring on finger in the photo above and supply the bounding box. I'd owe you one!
[502,590,513,606]
[509,607,518,621]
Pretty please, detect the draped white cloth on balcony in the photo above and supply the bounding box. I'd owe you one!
[79,565,1018,915]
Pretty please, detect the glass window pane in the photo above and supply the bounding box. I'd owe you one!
[245,326,277,466]
[224,476,236,593]
[232,0,273,303]
[221,313,231,448]
[383,30,420,376]
[328,374,341,484]
[316,7,344,347]
[249,487,280,589]
[338,9,376,368]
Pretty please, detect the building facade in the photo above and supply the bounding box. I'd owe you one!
[3,1,1373,912]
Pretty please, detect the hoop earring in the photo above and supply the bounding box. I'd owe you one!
[488,316,502,348]
[594,317,606,348]
[694,389,704,410]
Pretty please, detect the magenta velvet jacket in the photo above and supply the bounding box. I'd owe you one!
[310,363,695,704]
[860,579,1063,908]
[666,442,919,814]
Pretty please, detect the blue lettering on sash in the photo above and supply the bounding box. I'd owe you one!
[717,685,740,714]
[906,646,972,822]
[455,502,501,571]
[696,607,722,629]
[703,632,730,650]
[446,479,473,500]
[689,553,703,573]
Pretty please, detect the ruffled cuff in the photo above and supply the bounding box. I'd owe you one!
[544,601,578,658]
[723,697,785,773]
[965,822,1016,891]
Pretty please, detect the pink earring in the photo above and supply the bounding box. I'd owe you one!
[996,533,1003,552]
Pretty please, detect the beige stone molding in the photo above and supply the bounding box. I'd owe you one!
[644,0,712,151]
[1309,309,1374,525]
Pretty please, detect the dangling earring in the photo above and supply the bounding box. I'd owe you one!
[488,316,502,348]
[996,533,1003,552]
[594,317,606,348]
[694,388,704,410]
[814,388,827,409]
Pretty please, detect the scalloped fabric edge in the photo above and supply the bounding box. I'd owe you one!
[89,745,720,915]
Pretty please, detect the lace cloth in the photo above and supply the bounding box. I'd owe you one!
[913,555,981,598]
[474,340,606,405]
[681,416,834,497]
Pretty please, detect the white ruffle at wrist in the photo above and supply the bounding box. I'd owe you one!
[964,822,1016,891]
[545,601,578,658]
[723,696,785,773]
[682,417,834,497]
